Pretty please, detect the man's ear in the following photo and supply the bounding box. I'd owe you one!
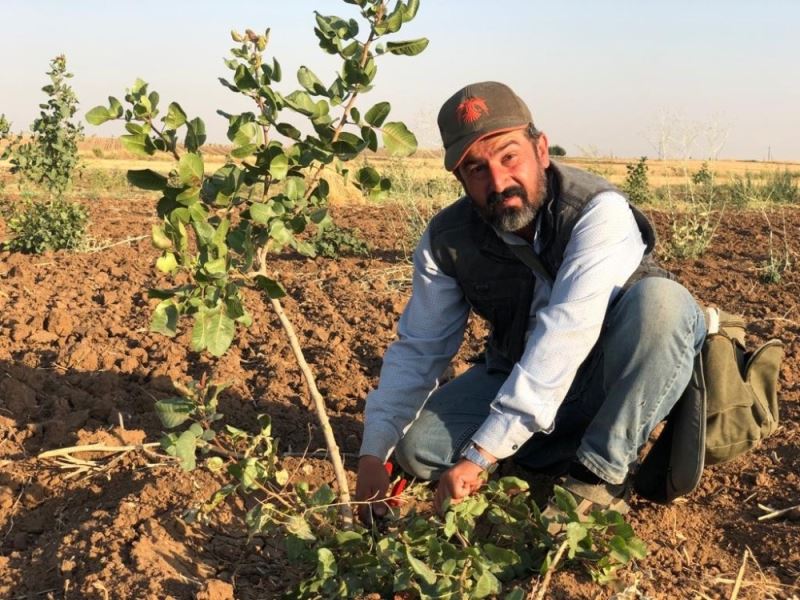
[536,132,551,168]
[454,169,466,190]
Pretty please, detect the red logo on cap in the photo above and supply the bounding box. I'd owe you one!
[456,96,489,124]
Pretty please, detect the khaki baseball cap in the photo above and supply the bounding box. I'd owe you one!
[437,81,533,171]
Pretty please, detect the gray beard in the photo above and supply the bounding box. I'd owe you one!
[493,201,539,232]
[486,172,548,233]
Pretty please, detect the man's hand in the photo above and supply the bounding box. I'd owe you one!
[434,459,487,515]
[355,455,391,524]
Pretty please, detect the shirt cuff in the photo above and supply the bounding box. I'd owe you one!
[358,423,399,462]
[471,412,535,459]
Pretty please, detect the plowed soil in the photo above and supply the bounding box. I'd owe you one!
[0,195,798,599]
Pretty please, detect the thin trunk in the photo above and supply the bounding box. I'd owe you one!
[269,296,354,527]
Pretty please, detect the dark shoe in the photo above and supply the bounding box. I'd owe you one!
[542,475,630,535]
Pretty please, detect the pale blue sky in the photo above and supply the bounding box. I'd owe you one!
[2,1,797,160]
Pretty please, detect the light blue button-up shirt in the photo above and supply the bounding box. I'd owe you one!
[360,191,647,461]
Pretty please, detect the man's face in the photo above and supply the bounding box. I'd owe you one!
[456,129,550,233]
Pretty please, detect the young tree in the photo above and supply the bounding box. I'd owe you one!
[88,0,427,524]
[3,55,84,197]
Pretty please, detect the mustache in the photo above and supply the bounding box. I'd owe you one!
[487,186,528,208]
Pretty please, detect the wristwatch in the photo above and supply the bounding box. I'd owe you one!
[460,443,498,473]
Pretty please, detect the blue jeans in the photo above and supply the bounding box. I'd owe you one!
[393,277,707,485]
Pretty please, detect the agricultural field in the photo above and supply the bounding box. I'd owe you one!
[0,148,799,598]
[1,2,799,597]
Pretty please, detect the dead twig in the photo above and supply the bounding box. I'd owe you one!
[729,548,748,600]
[757,502,800,521]
[85,234,147,253]
[38,442,161,458]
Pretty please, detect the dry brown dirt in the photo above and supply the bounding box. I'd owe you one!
[0,196,798,599]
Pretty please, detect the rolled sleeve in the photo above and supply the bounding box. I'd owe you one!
[360,226,470,460]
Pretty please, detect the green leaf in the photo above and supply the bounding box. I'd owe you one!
[191,309,235,357]
[497,476,530,493]
[316,548,337,578]
[474,571,502,598]
[234,64,258,90]
[248,202,271,224]
[482,544,520,567]
[164,102,187,129]
[178,152,204,185]
[151,224,173,249]
[402,0,420,22]
[174,429,198,471]
[356,166,381,189]
[185,117,207,152]
[121,133,154,157]
[269,153,289,180]
[552,485,579,516]
[154,398,195,428]
[203,257,227,276]
[284,514,315,542]
[627,536,648,560]
[609,536,632,564]
[156,252,178,274]
[254,275,286,299]
[151,300,178,337]
[375,7,403,34]
[269,220,292,245]
[128,169,167,191]
[274,469,289,486]
[504,589,526,600]
[285,90,315,116]
[297,66,327,96]
[405,547,436,586]
[86,106,113,126]
[566,521,588,553]
[309,484,336,506]
[381,122,417,156]
[364,101,391,127]
[205,456,225,472]
[230,144,257,160]
[276,122,301,140]
[386,38,429,56]
[335,531,363,546]
[285,177,306,200]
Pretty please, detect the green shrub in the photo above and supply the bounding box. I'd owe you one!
[692,162,713,186]
[7,198,88,253]
[728,169,799,206]
[623,157,651,204]
[549,144,567,156]
[312,224,370,259]
[763,169,798,204]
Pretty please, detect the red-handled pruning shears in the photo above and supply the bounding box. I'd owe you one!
[384,462,408,508]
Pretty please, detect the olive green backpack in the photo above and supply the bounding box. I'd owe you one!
[635,308,784,503]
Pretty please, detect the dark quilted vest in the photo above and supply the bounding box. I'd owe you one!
[428,161,668,371]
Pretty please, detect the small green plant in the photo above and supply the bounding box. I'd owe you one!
[313,223,370,258]
[759,209,792,284]
[290,477,646,598]
[154,379,648,598]
[623,157,651,204]
[1,55,84,197]
[691,161,713,186]
[6,197,88,253]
